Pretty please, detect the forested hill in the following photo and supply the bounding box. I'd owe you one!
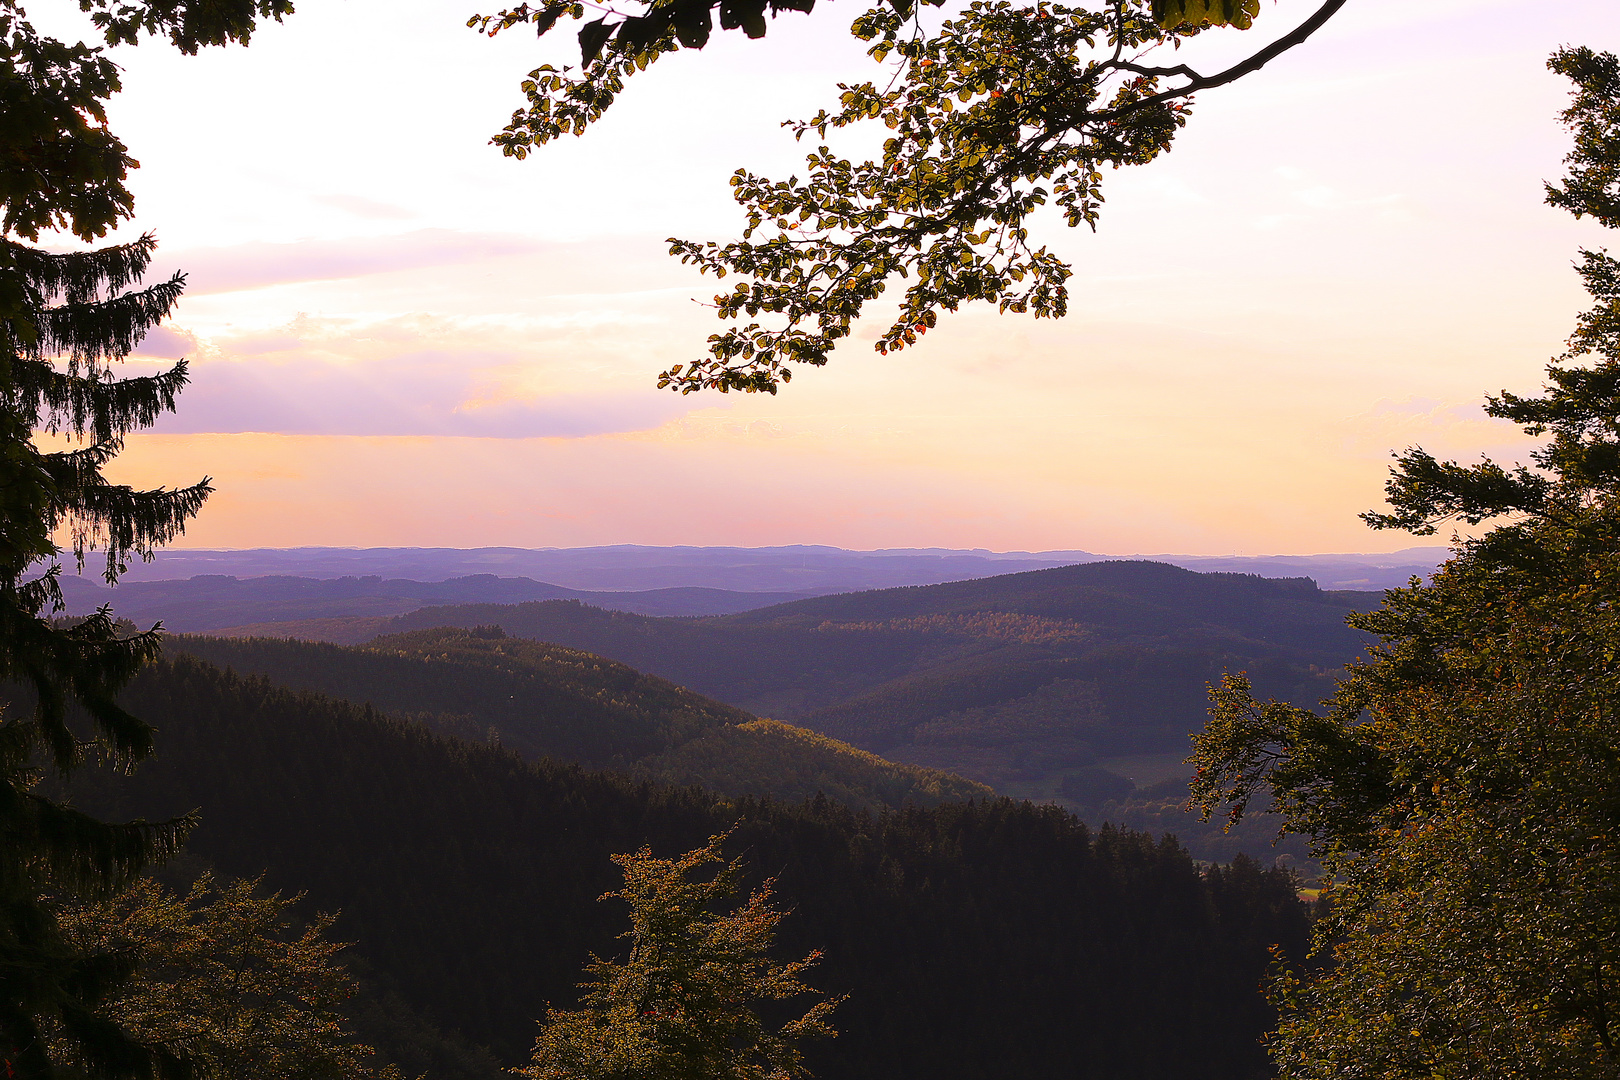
[370,560,1381,794]
[171,629,750,768]
[64,655,1310,1080]
[168,629,988,811]
[728,559,1376,650]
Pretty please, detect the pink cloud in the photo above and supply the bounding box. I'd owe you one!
[147,351,695,438]
[311,193,417,221]
[131,324,197,359]
[151,230,545,295]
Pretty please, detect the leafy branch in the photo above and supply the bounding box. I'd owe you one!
[474,0,1346,393]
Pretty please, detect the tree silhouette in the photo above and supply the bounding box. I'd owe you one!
[1,3,285,1077]
[475,0,1348,392]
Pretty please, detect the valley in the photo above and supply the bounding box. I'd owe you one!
[50,553,1387,1074]
[61,653,1309,1080]
[161,558,1380,864]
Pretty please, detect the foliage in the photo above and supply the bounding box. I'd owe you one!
[1187,47,1620,1079]
[1097,776,1316,868]
[517,835,839,1080]
[61,652,1311,1080]
[1,0,289,244]
[52,875,386,1080]
[0,81,207,1080]
[632,718,991,809]
[170,627,749,768]
[473,0,1345,392]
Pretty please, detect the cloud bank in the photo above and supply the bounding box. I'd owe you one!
[145,350,694,438]
[152,230,545,296]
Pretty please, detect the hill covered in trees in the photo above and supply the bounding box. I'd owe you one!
[62,655,1311,1080]
[359,561,1379,798]
[168,629,987,811]
[171,561,1374,863]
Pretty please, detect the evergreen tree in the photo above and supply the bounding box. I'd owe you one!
[516,835,839,1080]
[1188,47,1620,1079]
[1,3,285,1078]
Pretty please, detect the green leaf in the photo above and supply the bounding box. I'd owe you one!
[1151,0,1259,30]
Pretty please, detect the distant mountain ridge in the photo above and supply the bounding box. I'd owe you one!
[70,542,1449,593]
[58,573,815,629]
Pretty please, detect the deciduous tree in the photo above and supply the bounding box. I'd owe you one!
[1188,47,1620,1079]
[516,834,839,1080]
[51,874,388,1080]
[475,0,1346,392]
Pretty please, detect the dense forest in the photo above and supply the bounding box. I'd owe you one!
[167,562,1371,861]
[168,628,988,810]
[7,0,1613,1076]
[374,562,1377,772]
[60,654,1310,1080]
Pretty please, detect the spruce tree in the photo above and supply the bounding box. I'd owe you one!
[0,2,285,1077]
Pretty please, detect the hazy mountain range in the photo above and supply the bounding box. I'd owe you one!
[76,543,1449,593]
[57,573,812,629]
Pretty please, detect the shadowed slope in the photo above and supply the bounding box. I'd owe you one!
[167,629,989,810]
[61,654,1309,1080]
[373,562,1378,782]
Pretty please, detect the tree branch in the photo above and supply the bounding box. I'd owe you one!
[1094,0,1348,121]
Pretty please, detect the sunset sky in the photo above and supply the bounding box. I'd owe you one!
[51,0,1620,554]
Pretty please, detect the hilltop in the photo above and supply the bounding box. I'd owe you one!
[76,542,1447,592]
[166,559,1384,862]
[60,572,812,629]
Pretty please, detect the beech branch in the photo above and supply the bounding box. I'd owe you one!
[1095,0,1349,121]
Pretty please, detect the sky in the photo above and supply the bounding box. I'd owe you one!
[39,0,1620,554]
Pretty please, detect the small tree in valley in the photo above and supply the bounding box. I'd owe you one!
[515,834,840,1080]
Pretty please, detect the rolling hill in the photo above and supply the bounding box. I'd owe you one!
[88,542,1446,592]
[168,628,989,811]
[58,572,814,629]
[353,560,1381,796]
